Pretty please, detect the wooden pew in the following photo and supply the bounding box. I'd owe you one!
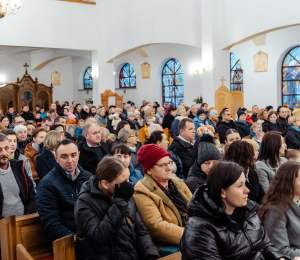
[163,128,170,138]
[214,133,220,141]
[169,137,174,145]
[160,252,182,259]
[243,135,251,140]
[0,214,76,260]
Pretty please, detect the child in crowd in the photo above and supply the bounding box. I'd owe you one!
[253,130,265,152]
[67,107,76,120]
[235,111,251,138]
[285,149,300,162]
[134,109,144,127]
[75,119,85,138]
[40,108,46,119]
[34,112,42,126]
[63,107,69,121]
[144,117,153,138]
[48,109,56,123]
[111,113,121,131]
[285,115,300,150]
[250,122,262,138]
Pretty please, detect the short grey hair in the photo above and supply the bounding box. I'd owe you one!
[191,104,199,109]
[0,134,9,143]
[157,107,164,113]
[82,122,98,136]
[148,124,162,136]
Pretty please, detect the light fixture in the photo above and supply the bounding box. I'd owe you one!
[91,69,98,79]
[0,75,5,86]
[202,65,211,73]
[113,71,116,76]
[193,69,200,75]
[0,0,20,19]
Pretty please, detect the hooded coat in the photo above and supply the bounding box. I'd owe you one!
[217,120,236,144]
[284,128,300,150]
[179,185,290,260]
[75,177,160,260]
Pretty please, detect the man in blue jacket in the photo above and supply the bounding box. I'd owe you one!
[36,139,91,243]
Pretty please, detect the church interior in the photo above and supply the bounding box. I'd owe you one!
[1,1,300,260]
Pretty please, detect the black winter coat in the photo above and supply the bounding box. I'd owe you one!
[168,137,194,179]
[17,139,31,155]
[0,159,36,219]
[246,169,265,204]
[235,121,251,138]
[127,120,141,131]
[21,111,35,121]
[251,113,258,123]
[162,114,175,129]
[262,121,283,133]
[106,118,114,134]
[36,164,92,243]
[279,116,289,130]
[78,139,108,175]
[184,161,207,194]
[217,120,236,144]
[284,128,300,150]
[36,148,57,180]
[75,177,160,260]
[179,185,290,260]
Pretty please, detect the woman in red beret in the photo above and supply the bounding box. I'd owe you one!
[134,144,192,257]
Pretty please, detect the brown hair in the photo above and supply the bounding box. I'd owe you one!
[1,129,16,137]
[95,157,127,184]
[32,127,47,138]
[257,108,267,120]
[258,161,300,224]
[178,118,194,132]
[268,111,278,121]
[44,131,62,151]
[285,149,300,161]
[257,131,282,168]
[224,140,256,174]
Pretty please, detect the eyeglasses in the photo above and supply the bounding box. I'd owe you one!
[15,121,25,125]
[155,160,173,168]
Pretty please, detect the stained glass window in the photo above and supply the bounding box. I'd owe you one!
[84,67,93,89]
[282,46,300,109]
[162,59,184,107]
[230,53,243,93]
[119,63,136,88]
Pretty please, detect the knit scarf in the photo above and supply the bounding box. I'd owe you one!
[32,142,40,152]
[271,122,276,125]
[150,176,188,226]
[292,126,300,132]
[237,120,246,125]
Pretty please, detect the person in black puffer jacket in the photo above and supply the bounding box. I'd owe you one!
[235,111,251,138]
[185,134,221,194]
[180,161,290,260]
[217,110,236,144]
[283,115,300,150]
[278,106,289,131]
[263,111,283,133]
[75,157,160,260]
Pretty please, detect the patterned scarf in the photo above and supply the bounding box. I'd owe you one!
[151,176,188,224]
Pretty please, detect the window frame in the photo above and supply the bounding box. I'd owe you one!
[119,63,137,89]
[83,67,93,90]
[230,52,243,93]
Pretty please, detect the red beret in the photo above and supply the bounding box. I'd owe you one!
[138,144,172,173]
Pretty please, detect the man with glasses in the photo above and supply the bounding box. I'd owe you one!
[13,115,25,127]
[217,109,236,144]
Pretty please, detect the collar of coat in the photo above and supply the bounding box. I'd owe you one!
[140,174,190,227]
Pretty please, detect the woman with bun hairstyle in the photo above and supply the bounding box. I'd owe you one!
[75,157,159,260]
[180,161,290,260]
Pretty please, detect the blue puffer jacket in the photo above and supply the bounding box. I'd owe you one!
[169,149,184,180]
[36,164,92,243]
[194,117,207,139]
[205,118,217,133]
[129,162,143,184]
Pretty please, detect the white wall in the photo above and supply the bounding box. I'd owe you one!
[113,44,202,107]
[229,25,300,110]
[0,53,93,107]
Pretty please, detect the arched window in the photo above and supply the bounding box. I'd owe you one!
[84,67,93,89]
[282,46,300,108]
[230,53,243,93]
[162,59,184,107]
[119,63,136,88]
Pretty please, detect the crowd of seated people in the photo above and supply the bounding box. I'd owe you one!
[1,100,300,259]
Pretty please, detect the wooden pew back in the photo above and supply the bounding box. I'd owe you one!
[53,235,75,260]
[0,213,51,260]
[160,252,182,259]
[139,127,146,143]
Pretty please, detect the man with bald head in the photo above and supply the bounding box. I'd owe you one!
[78,123,108,175]
[188,104,200,119]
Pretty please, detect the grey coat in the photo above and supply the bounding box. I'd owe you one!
[264,202,300,258]
[255,157,288,193]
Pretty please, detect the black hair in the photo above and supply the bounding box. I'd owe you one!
[55,139,78,154]
[145,130,164,145]
[110,144,131,156]
[115,121,130,136]
[50,124,64,131]
[54,116,65,124]
[42,116,52,123]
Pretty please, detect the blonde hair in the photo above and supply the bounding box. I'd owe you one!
[97,107,106,116]
[100,127,109,141]
[107,133,116,143]
[285,149,300,161]
[145,108,155,117]
[43,131,62,152]
[253,130,265,141]
[176,106,186,116]
[288,115,300,126]
[251,122,262,130]
[257,108,267,120]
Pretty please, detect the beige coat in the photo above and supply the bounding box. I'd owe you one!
[133,174,192,246]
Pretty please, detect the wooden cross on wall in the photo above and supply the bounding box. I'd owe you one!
[24,63,29,75]
[220,76,225,87]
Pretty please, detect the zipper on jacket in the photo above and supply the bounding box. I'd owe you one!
[71,194,73,199]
